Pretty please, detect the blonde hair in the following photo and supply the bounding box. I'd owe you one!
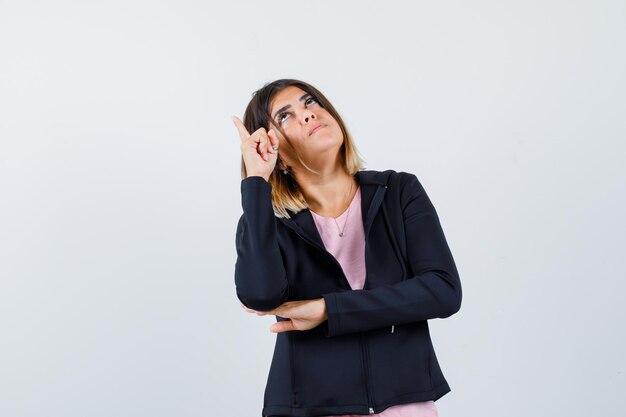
[240,79,366,219]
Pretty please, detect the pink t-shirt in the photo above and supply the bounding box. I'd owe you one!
[310,185,438,417]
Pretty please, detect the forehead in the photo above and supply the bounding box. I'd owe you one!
[270,86,309,111]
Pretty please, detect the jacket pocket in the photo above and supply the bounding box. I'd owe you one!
[366,320,433,403]
[291,327,367,407]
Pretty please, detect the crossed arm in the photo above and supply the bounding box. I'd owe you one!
[234,173,462,336]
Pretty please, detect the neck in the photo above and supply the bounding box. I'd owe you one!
[294,165,358,217]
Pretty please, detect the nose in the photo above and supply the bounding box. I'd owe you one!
[302,109,316,124]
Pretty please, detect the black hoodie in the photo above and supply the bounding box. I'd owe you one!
[234,169,462,417]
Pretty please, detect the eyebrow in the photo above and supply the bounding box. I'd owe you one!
[272,93,311,120]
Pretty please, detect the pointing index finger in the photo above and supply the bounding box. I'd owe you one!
[231,115,250,141]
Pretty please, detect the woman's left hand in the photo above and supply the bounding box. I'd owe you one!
[240,298,327,333]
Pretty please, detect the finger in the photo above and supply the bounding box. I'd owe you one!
[242,131,265,159]
[250,126,268,147]
[266,135,272,157]
[266,129,278,155]
[242,132,261,152]
[253,133,270,161]
[267,129,279,151]
[270,320,296,333]
[255,141,268,161]
[231,115,251,141]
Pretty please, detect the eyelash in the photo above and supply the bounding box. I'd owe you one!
[277,97,317,124]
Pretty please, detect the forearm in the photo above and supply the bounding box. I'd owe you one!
[322,268,460,337]
[321,173,462,337]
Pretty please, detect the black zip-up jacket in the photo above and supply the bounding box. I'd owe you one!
[234,169,462,417]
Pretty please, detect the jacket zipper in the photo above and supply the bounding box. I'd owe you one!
[289,225,376,413]
[278,184,388,414]
[360,333,375,414]
[285,223,377,414]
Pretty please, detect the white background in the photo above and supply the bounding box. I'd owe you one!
[1,1,624,416]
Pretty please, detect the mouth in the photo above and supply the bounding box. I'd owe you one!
[309,124,325,136]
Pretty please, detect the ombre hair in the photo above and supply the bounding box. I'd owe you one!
[240,79,366,219]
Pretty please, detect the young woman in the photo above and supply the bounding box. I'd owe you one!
[232,79,462,417]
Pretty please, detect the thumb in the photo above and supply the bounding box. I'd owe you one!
[270,320,294,333]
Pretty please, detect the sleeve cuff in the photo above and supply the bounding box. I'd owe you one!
[322,292,340,337]
[241,176,271,191]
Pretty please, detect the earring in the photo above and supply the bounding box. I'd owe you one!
[282,168,289,175]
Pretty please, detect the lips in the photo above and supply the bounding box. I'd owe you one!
[309,124,325,136]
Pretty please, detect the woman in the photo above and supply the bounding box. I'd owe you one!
[232,79,462,417]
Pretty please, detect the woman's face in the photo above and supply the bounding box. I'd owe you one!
[268,86,344,170]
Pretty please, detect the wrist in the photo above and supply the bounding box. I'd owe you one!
[246,173,269,182]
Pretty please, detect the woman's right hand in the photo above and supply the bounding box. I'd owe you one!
[231,115,280,181]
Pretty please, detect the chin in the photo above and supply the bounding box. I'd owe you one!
[315,131,342,145]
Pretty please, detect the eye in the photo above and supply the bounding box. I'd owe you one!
[277,97,318,125]
[277,112,289,124]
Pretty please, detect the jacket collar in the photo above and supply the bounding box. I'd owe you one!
[277,170,392,251]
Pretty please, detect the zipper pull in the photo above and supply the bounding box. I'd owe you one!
[390,324,394,333]
[369,407,375,414]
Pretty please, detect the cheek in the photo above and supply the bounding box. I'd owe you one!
[325,119,341,135]
[280,127,305,143]
[326,123,344,142]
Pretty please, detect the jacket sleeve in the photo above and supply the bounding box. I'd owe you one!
[234,176,289,311]
[320,173,462,337]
